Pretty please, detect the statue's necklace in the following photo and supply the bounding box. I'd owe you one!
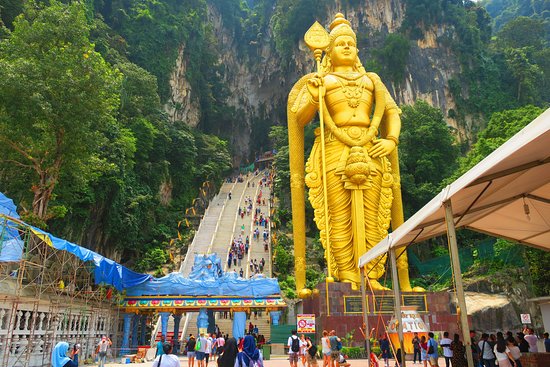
[334,74,365,110]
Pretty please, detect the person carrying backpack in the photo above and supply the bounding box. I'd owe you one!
[328,330,341,367]
[288,329,302,367]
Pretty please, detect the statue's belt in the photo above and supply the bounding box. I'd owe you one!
[313,125,375,147]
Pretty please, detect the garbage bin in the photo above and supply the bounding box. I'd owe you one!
[262,344,271,360]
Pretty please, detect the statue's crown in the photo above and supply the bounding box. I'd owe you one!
[329,13,356,44]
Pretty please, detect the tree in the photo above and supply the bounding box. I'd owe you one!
[0,1,122,223]
[399,101,459,217]
[451,105,543,180]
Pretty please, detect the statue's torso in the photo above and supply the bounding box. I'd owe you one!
[324,72,374,127]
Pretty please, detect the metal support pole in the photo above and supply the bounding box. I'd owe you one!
[390,249,405,366]
[360,267,371,366]
[444,200,474,367]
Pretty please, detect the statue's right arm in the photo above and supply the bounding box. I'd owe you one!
[289,73,318,128]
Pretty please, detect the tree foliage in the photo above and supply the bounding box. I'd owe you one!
[399,101,459,217]
[0,0,122,224]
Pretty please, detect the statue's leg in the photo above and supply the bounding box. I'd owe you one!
[326,174,357,285]
[362,173,391,291]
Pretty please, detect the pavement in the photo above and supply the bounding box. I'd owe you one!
[95,355,449,366]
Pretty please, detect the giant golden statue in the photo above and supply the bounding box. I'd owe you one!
[288,14,416,297]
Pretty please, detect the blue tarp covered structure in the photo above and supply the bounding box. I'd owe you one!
[0,193,281,297]
[0,193,24,262]
[125,253,281,297]
[0,192,152,290]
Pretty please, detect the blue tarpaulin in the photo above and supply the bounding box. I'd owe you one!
[0,192,152,290]
[0,193,281,297]
[0,193,24,262]
[125,253,281,297]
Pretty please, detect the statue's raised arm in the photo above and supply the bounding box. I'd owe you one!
[288,13,420,297]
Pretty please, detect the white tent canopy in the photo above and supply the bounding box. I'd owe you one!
[359,108,550,268]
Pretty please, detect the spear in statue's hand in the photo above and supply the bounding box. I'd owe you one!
[304,22,334,283]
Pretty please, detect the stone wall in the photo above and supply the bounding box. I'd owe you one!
[0,294,120,367]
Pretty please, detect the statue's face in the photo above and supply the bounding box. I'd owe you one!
[330,35,357,67]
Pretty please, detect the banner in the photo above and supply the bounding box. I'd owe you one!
[297,314,315,333]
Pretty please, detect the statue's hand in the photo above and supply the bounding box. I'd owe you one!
[368,138,396,158]
[306,74,323,102]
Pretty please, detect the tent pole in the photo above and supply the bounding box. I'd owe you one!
[389,249,405,366]
[360,266,370,366]
[443,200,474,367]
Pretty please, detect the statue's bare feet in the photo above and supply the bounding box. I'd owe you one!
[368,279,390,291]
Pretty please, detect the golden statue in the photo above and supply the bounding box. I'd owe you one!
[288,13,417,296]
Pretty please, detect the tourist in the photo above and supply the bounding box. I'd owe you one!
[328,330,341,367]
[516,332,529,353]
[205,334,213,366]
[544,332,550,352]
[186,336,196,367]
[321,330,331,367]
[440,331,452,367]
[523,328,538,352]
[493,337,514,367]
[288,329,301,367]
[52,342,77,367]
[218,337,238,367]
[412,332,421,364]
[306,337,318,367]
[72,343,80,366]
[300,334,308,367]
[427,332,439,367]
[196,333,208,367]
[253,325,259,334]
[420,336,428,367]
[507,337,522,367]
[450,334,467,367]
[152,342,181,367]
[379,334,390,367]
[96,336,112,367]
[478,333,496,367]
[469,330,480,367]
[236,335,263,367]
[337,353,350,367]
[157,336,166,356]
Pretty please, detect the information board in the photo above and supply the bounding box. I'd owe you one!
[297,314,315,333]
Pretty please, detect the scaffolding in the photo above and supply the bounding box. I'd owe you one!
[0,215,121,367]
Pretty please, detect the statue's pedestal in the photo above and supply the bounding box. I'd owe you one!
[302,281,469,347]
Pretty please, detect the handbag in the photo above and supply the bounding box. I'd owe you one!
[427,340,434,354]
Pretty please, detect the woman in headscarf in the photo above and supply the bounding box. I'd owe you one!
[236,335,263,367]
[52,342,77,367]
[218,337,238,367]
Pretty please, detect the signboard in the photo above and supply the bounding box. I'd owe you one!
[297,314,315,333]
[374,295,428,313]
[520,313,531,324]
[344,296,364,314]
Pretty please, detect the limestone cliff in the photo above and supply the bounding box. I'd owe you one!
[166,1,465,161]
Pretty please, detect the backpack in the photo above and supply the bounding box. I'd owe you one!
[235,353,264,367]
[195,338,201,351]
[308,344,318,358]
[291,336,300,353]
[337,340,342,351]
[427,340,435,355]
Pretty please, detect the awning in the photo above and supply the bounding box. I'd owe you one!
[359,107,550,268]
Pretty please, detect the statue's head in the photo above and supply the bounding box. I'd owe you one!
[322,13,365,73]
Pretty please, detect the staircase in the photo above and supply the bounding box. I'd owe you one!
[167,171,275,344]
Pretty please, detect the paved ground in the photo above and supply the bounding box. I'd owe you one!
[98,355,447,366]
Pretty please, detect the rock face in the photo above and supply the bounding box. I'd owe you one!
[166,1,465,161]
[464,277,543,332]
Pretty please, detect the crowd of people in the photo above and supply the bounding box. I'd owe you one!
[406,326,550,367]
[226,171,273,279]
[181,331,267,367]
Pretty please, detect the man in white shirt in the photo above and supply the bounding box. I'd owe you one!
[153,343,181,367]
[440,332,453,367]
[288,329,301,367]
[523,328,538,352]
[478,333,496,367]
[196,333,208,367]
